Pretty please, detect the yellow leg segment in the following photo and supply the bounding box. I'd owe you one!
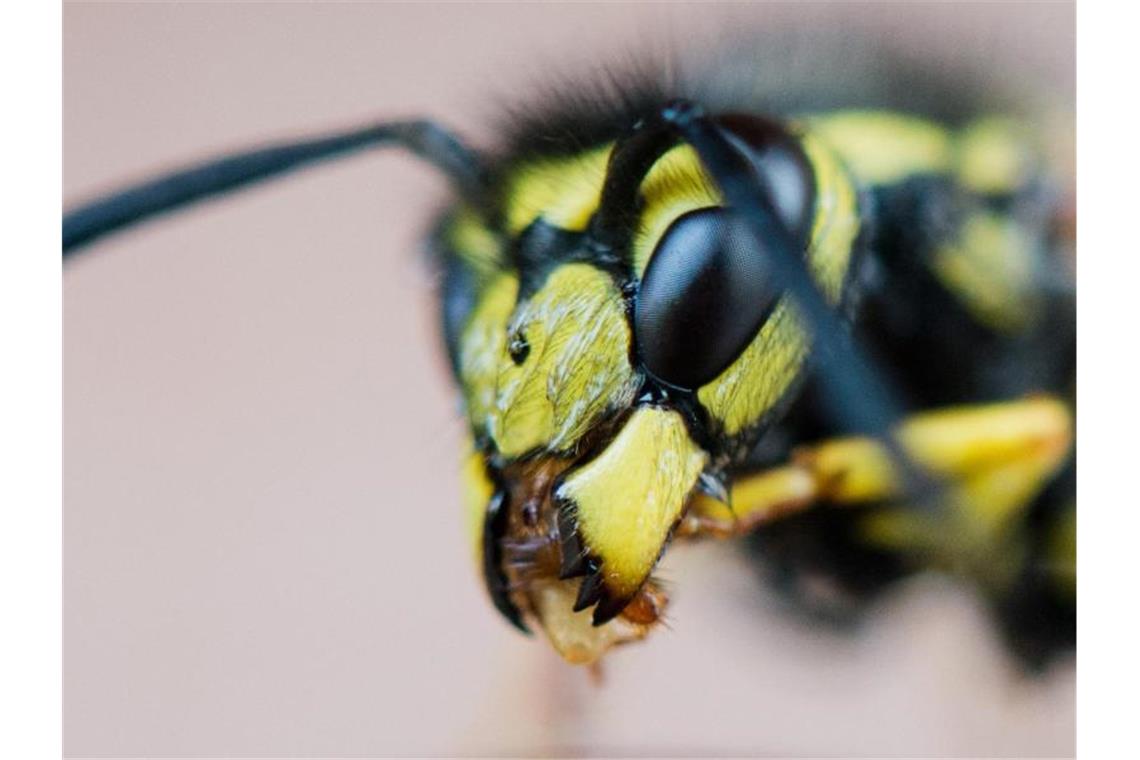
[684,396,1073,571]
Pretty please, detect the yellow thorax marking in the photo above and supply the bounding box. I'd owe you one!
[955,117,1035,196]
[805,110,1036,196]
[806,110,953,186]
[931,210,1041,332]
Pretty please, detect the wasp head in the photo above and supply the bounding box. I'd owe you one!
[443,110,861,663]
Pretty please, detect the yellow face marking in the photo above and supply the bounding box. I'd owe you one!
[806,110,953,186]
[955,117,1035,196]
[458,273,518,435]
[503,145,613,235]
[557,407,708,600]
[931,210,1041,332]
[631,145,722,276]
[697,129,860,436]
[461,263,638,458]
[459,444,494,564]
[446,208,504,282]
[695,305,809,437]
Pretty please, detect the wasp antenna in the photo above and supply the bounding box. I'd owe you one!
[62,119,488,257]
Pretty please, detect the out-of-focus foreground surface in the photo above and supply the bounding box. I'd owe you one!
[64,2,1074,756]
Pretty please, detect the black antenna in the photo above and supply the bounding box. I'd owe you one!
[63,119,488,256]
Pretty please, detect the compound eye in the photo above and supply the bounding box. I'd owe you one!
[634,207,782,390]
[715,113,816,242]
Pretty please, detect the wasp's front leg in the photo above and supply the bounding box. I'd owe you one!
[682,396,1073,563]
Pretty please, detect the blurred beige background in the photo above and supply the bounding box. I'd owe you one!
[64,2,1074,757]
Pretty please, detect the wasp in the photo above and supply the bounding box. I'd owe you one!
[64,35,1075,669]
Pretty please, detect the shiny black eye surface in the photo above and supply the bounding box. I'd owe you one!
[634,207,783,390]
[715,113,816,242]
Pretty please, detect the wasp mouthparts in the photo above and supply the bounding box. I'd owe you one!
[490,457,669,664]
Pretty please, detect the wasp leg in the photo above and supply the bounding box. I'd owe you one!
[684,396,1073,561]
[681,466,818,538]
